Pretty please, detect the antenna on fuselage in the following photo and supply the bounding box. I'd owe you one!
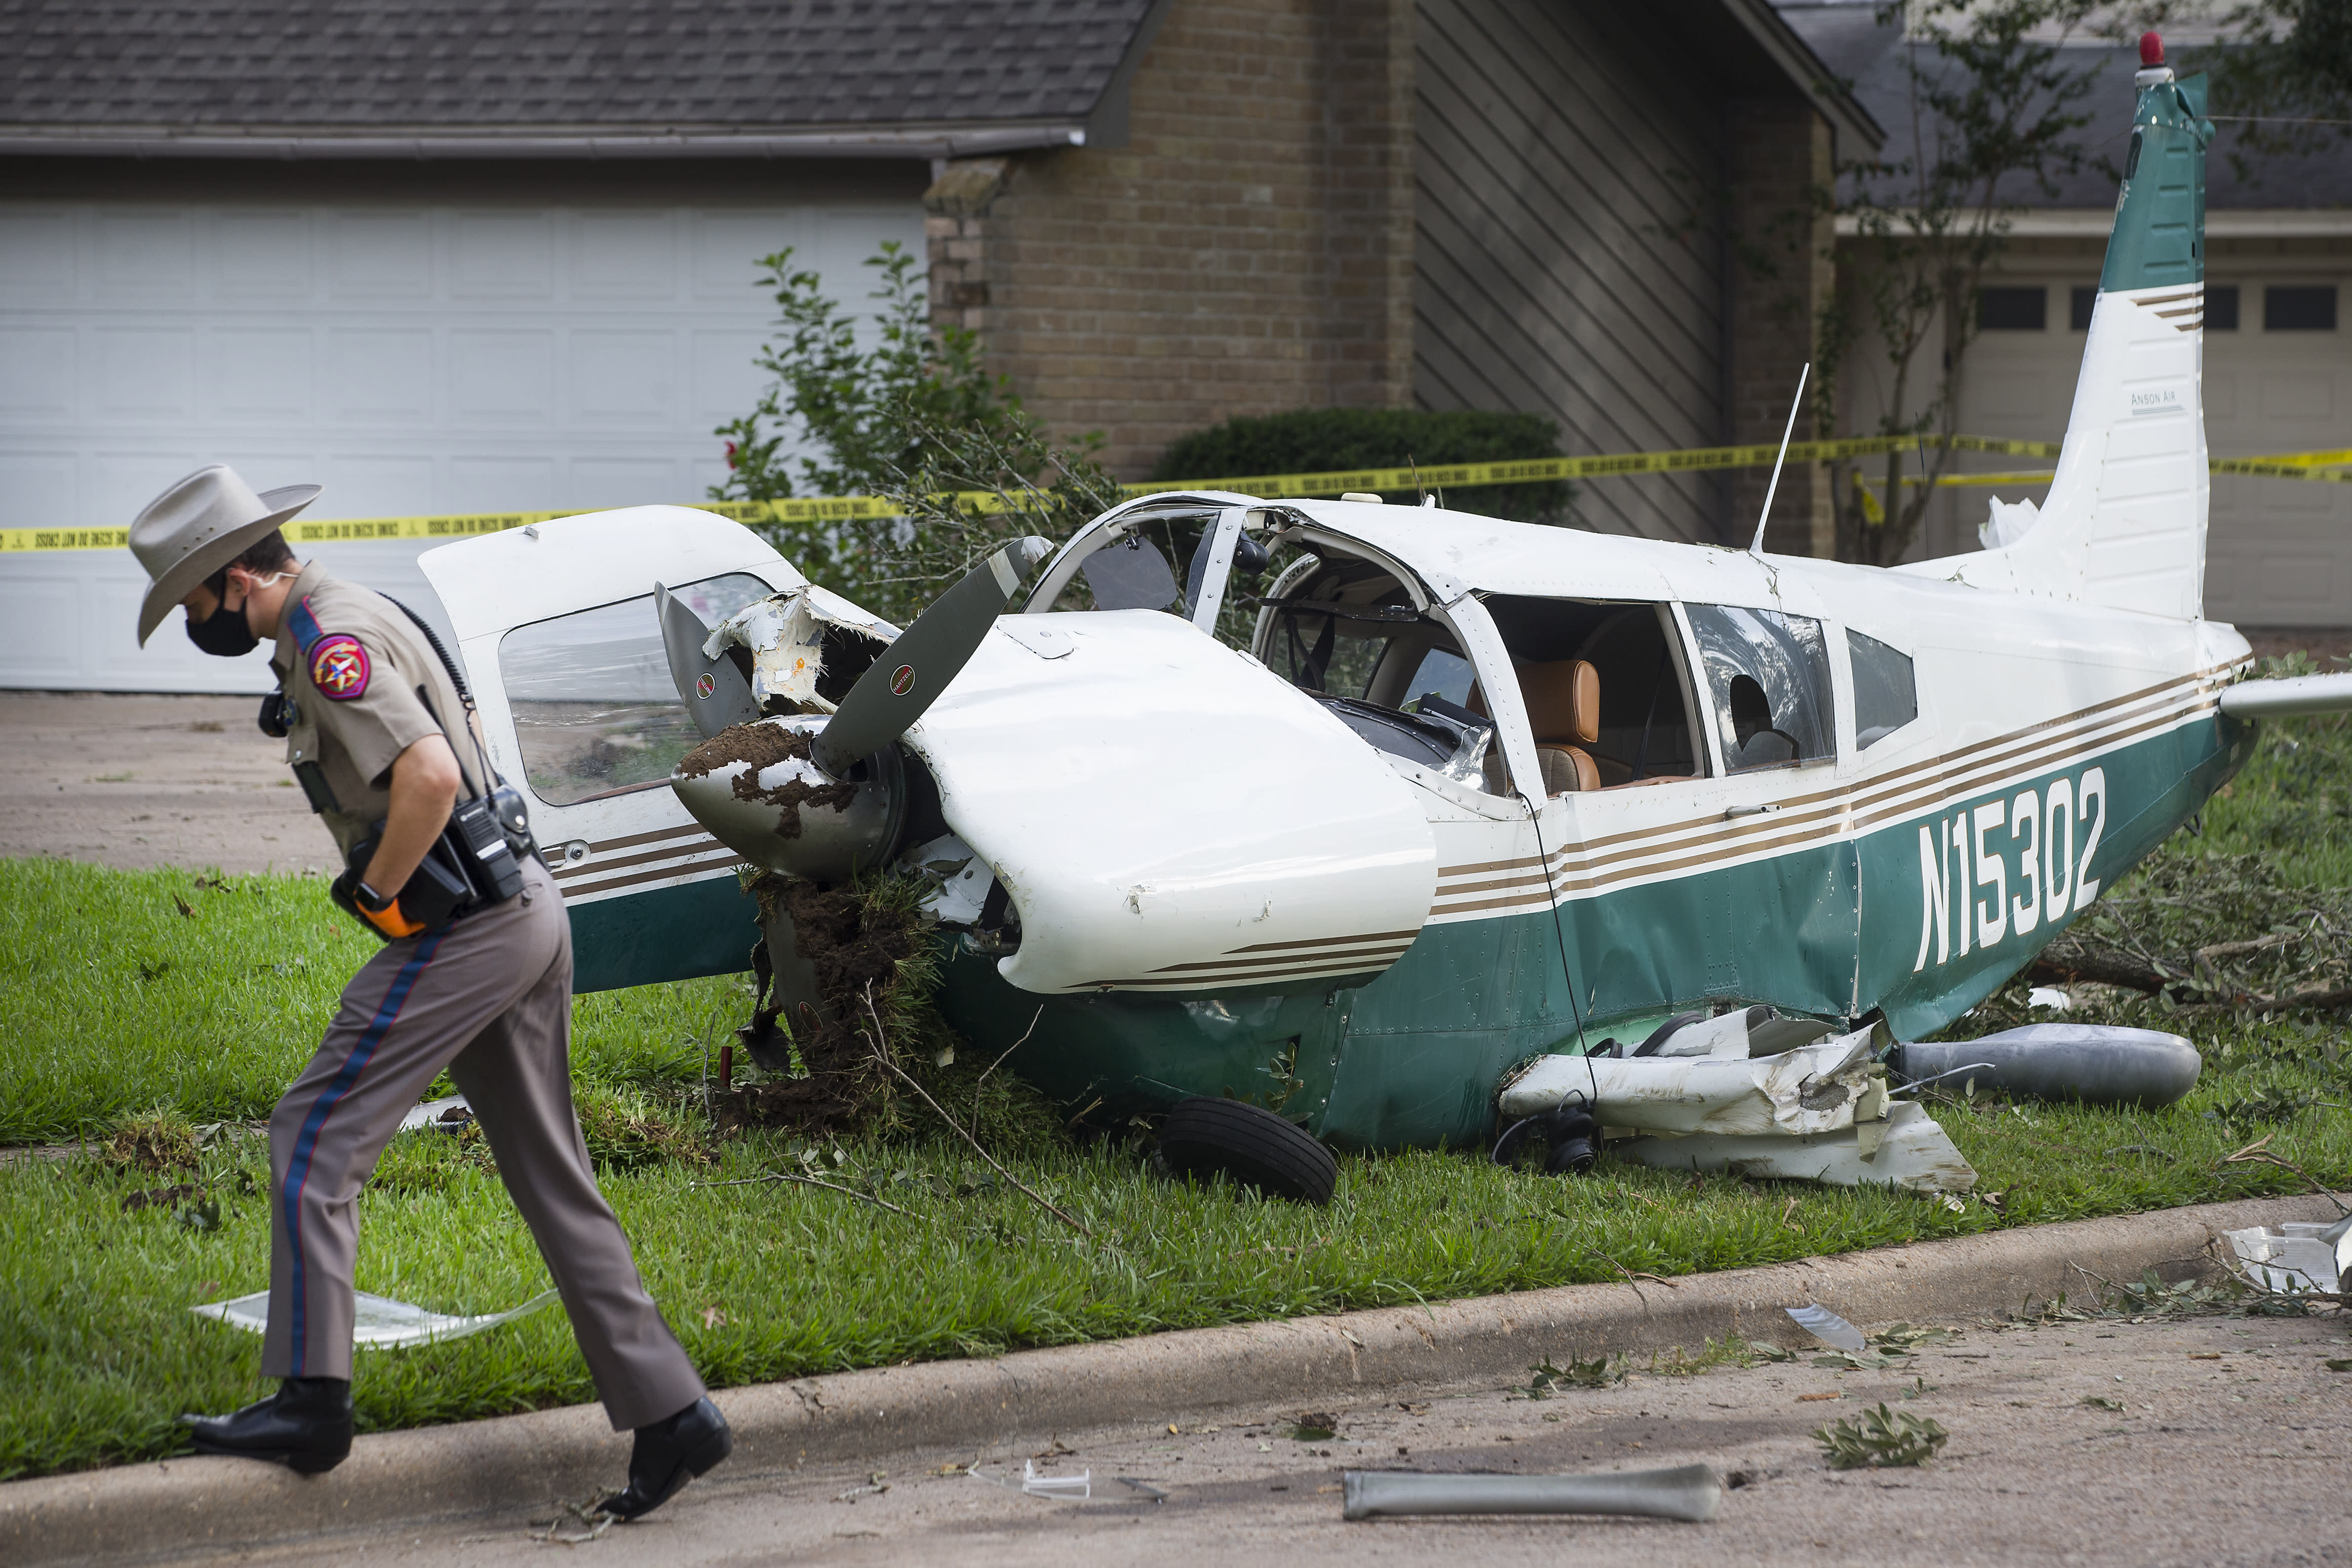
[1749,362,1810,555]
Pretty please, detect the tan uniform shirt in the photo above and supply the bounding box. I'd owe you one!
[269,561,481,864]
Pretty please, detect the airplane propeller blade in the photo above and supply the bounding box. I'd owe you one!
[655,581,761,739]
[811,535,1053,776]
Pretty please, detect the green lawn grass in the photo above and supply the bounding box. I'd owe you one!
[3,712,2346,1480]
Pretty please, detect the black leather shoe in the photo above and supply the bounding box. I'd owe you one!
[183,1378,354,1474]
[605,1396,732,1520]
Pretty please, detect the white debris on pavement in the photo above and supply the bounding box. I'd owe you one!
[1785,1303,1868,1351]
[2222,1218,2350,1293]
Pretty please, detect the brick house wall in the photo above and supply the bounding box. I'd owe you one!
[928,0,1418,480]
[931,0,1840,556]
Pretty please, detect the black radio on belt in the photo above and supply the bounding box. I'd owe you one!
[448,792,527,904]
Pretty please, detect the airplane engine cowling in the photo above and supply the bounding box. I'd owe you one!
[670,715,906,884]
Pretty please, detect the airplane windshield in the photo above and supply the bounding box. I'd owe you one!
[1259,558,1497,789]
[499,572,776,806]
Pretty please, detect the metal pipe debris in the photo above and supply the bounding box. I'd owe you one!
[1341,1463,1723,1522]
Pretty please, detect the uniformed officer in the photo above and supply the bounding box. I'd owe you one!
[130,465,730,1519]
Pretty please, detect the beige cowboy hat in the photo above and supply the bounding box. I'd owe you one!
[131,464,322,645]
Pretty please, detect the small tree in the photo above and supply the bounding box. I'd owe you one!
[1817,0,2106,567]
[2194,0,2352,179]
[710,243,1115,623]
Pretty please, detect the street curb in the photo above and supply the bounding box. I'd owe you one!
[4,1191,2338,1564]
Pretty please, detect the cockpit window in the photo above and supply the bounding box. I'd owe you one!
[500,572,774,806]
[1847,629,1918,749]
[1257,557,1413,695]
[1402,647,1476,709]
[1079,533,1182,611]
[1257,557,1497,790]
[1685,603,1833,772]
[1480,597,1703,785]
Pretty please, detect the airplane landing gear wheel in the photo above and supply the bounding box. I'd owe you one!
[1158,1096,1338,1205]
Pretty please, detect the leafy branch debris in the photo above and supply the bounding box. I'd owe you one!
[1815,1403,1949,1469]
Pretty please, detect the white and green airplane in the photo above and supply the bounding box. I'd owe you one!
[418,42,2348,1179]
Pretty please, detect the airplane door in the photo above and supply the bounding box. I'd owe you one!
[417,507,804,992]
[1671,602,1861,1018]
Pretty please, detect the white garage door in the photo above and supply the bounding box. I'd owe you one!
[1949,258,2352,629]
[0,191,924,691]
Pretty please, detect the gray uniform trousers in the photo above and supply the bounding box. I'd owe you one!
[262,856,705,1431]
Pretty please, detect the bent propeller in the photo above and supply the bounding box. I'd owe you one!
[654,581,760,739]
[810,535,1053,776]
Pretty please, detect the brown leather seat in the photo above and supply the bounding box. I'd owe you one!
[1468,660,1603,795]
[1519,659,1601,794]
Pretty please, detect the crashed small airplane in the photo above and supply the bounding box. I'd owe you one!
[416,40,2350,1196]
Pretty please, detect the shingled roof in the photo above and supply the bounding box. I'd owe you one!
[1775,0,2352,211]
[0,0,1169,157]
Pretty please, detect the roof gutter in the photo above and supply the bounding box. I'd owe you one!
[0,122,1090,161]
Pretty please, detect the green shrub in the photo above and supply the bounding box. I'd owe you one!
[1147,408,1572,523]
[708,243,1122,624]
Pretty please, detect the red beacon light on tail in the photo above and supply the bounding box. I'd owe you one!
[2139,31,2164,67]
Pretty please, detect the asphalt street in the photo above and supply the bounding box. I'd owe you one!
[159,1308,2348,1568]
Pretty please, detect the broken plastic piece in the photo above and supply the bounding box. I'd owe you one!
[397,1094,472,1133]
[2223,1218,2349,1293]
[1786,1303,1867,1352]
[1341,1464,1722,1522]
[1612,1099,1975,1193]
[192,1288,558,1348]
[2026,986,2071,1011]
[1980,493,2040,550]
[1021,1459,1091,1500]
[703,584,897,713]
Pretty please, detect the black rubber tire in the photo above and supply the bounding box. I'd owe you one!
[1158,1096,1338,1205]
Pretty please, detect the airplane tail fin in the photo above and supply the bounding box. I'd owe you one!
[1913,40,2213,620]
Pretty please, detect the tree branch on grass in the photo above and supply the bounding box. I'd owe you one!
[859,985,1092,1238]
[973,1006,1044,1142]
[2217,1134,2352,1217]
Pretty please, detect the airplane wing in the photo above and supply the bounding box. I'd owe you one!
[2217,672,2352,718]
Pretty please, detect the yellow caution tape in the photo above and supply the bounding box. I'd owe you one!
[5,435,2340,553]
[2211,456,2352,481]
[1852,468,1888,524]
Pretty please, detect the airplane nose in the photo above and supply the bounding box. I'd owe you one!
[671,716,905,883]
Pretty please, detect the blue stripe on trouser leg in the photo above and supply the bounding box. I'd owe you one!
[280,931,444,1376]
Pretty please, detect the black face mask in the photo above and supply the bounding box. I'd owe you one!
[186,593,260,657]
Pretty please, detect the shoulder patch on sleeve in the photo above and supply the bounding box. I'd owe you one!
[308,633,372,701]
